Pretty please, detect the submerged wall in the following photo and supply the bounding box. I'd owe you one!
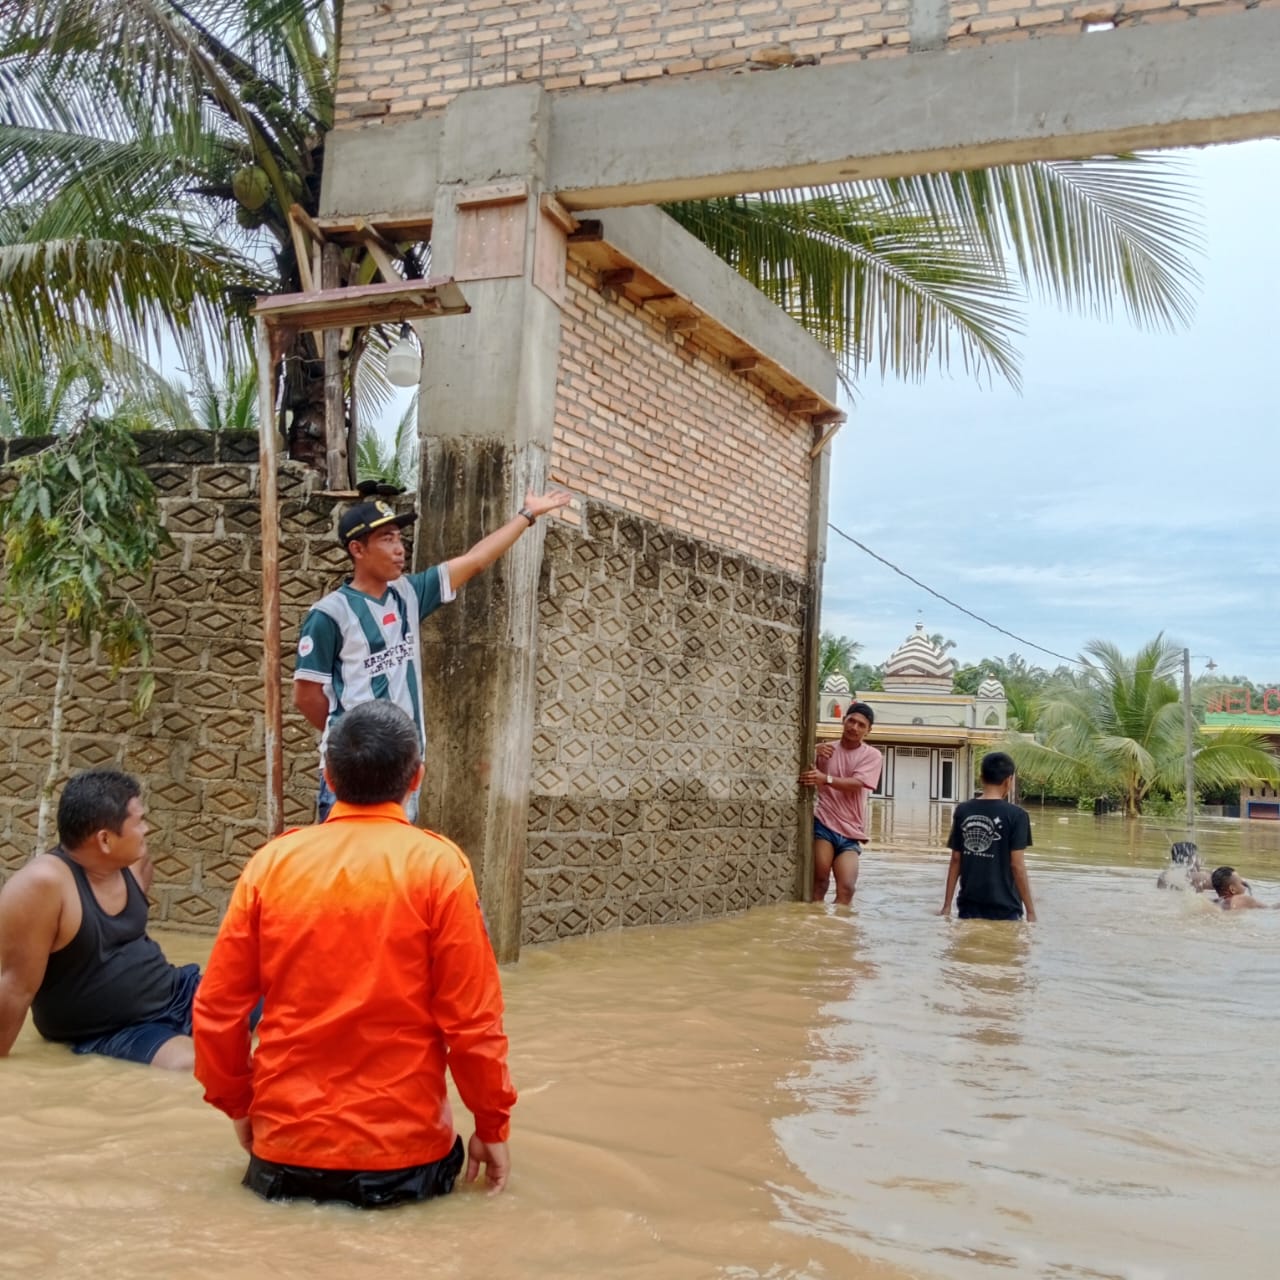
[524,501,804,943]
[518,247,815,943]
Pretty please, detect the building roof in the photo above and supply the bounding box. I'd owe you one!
[881,623,956,694]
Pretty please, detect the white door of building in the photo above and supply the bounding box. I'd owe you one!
[894,747,931,800]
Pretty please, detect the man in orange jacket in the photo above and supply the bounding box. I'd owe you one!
[193,701,517,1207]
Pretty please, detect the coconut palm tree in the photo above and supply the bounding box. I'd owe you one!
[0,0,1202,449]
[1005,635,1279,816]
[356,395,418,489]
[818,632,863,691]
[0,334,192,437]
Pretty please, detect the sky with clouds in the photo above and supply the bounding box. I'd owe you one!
[821,139,1279,682]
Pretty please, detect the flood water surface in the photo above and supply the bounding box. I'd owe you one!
[2,809,1277,1279]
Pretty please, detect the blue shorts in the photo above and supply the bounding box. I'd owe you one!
[813,818,863,859]
[71,963,202,1065]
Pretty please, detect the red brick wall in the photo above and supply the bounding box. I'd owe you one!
[551,255,813,575]
[335,0,1275,126]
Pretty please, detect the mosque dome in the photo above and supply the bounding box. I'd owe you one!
[881,623,956,694]
[822,672,851,696]
[977,676,1007,700]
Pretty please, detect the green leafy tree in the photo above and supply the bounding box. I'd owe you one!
[356,396,418,490]
[818,631,863,691]
[847,661,884,693]
[0,412,169,851]
[1,1,1202,454]
[953,651,1054,732]
[1004,635,1279,816]
[0,334,187,439]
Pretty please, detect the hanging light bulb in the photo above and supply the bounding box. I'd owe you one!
[386,323,421,388]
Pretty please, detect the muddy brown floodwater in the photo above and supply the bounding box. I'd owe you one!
[1,808,1277,1279]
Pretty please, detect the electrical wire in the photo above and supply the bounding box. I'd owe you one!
[826,521,1083,667]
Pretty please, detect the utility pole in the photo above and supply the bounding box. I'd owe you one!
[1183,647,1195,835]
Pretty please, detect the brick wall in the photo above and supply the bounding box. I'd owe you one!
[521,250,814,944]
[552,256,813,576]
[335,0,1273,126]
[0,433,350,929]
[524,501,804,943]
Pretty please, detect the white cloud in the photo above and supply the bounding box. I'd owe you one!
[822,139,1280,679]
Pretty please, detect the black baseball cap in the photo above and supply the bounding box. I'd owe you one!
[337,499,416,547]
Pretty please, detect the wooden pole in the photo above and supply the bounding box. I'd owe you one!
[257,317,285,838]
[322,243,347,490]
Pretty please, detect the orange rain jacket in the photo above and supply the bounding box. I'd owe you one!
[193,802,516,1171]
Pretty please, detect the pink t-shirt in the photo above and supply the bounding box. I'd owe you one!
[814,742,883,842]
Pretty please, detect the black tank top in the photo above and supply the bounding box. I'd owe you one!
[31,849,179,1043]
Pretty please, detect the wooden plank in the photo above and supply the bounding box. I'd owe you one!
[314,212,433,243]
[351,215,399,260]
[534,199,567,307]
[455,179,528,209]
[600,268,634,288]
[289,202,327,245]
[360,235,403,284]
[253,277,470,330]
[538,192,578,234]
[256,318,284,839]
[809,420,845,458]
[455,198,527,282]
[665,314,699,333]
[288,216,316,293]
[730,356,759,372]
[322,243,347,492]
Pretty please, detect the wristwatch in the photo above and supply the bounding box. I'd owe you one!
[518,506,536,526]
[826,774,833,786]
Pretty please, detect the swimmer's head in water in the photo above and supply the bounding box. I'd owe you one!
[1210,866,1250,897]
[1170,841,1200,866]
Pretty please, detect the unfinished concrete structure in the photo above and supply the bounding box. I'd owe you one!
[314,3,1279,958]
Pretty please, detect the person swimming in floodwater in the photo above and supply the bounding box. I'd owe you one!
[1210,866,1269,910]
[1157,841,1213,891]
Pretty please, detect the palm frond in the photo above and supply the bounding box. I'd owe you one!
[664,188,1024,388]
[882,154,1202,331]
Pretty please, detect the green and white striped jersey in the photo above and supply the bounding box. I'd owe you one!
[294,565,454,762]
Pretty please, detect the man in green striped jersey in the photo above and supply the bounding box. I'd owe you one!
[293,486,570,822]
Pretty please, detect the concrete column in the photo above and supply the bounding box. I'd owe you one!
[796,442,831,901]
[412,85,560,961]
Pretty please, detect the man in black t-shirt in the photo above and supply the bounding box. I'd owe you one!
[939,752,1037,922]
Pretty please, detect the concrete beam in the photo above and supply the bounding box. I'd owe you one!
[594,205,838,402]
[320,116,440,221]
[321,15,1280,221]
[548,13,1280,208]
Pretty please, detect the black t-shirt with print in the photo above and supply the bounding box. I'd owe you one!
[946,798,1033,918]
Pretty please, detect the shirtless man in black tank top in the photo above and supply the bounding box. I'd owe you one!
[0,770,198,1069]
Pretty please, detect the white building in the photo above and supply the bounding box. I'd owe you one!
[818,623,1008,803]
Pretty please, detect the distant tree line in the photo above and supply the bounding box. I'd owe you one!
[820,631,1280,815]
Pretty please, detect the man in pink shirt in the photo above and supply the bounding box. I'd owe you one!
[800,702,883,904]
